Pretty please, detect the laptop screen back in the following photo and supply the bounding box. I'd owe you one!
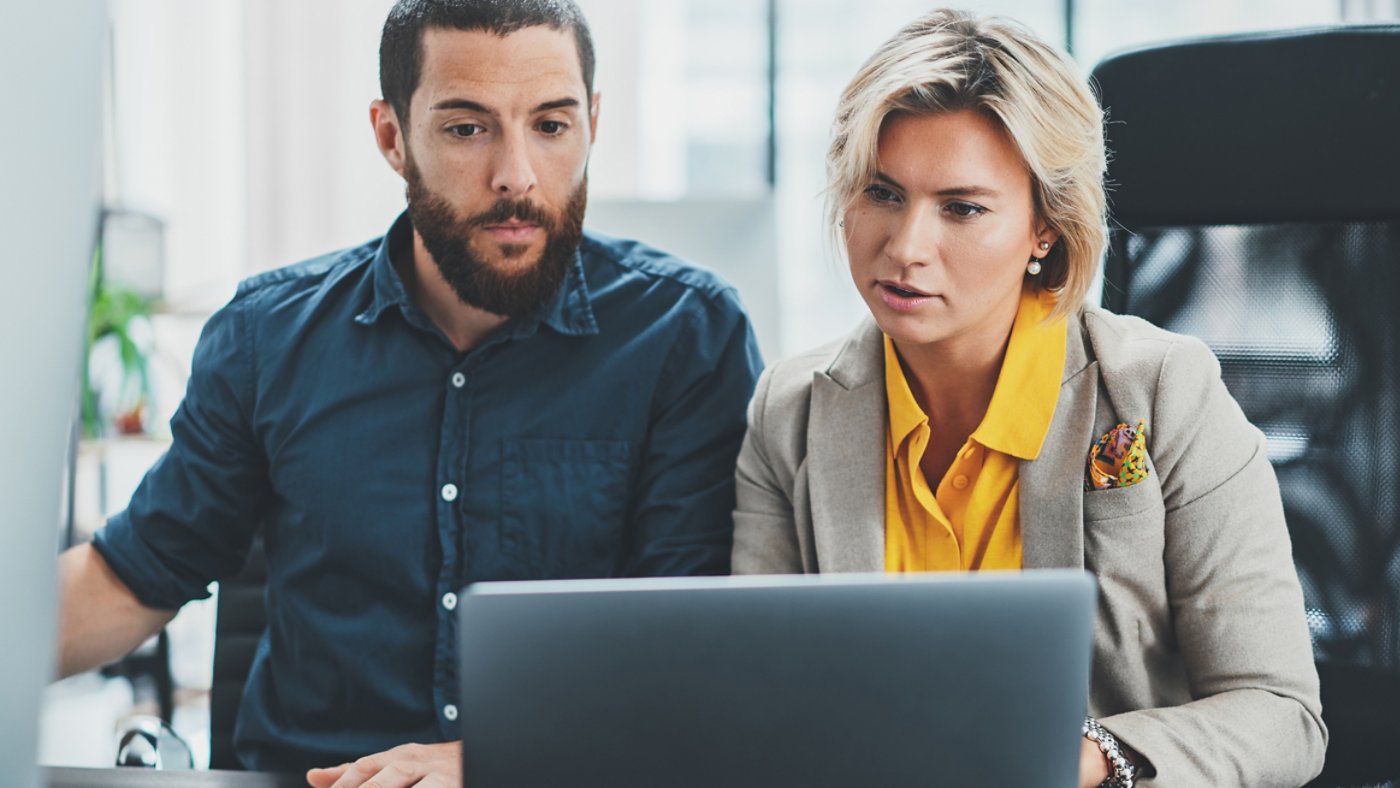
[458,571,1095,788]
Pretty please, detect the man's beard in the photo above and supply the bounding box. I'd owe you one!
[404,155,587,319]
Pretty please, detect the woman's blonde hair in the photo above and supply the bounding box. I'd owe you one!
[827,9,1106,317]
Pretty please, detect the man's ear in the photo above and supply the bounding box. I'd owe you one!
[588,91,601,143]
[370,99,407,178]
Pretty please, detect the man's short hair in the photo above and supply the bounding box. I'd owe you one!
[380,0,596,124]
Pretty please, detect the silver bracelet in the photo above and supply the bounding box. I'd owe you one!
[1083,717,1136,788]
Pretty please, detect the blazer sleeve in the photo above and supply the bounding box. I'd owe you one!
[1099,336,1327,786]
[732,366,805,574]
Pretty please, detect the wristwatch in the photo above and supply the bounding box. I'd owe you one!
[1083,717,1136,788]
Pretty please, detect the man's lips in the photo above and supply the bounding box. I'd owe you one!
[481,223,541,242]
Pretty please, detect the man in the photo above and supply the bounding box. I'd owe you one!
[55,1,762,785]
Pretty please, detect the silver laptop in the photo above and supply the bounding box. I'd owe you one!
[457,570,1095,788]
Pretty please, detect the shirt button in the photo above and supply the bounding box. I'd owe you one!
[442,592,458,611]
[443,704,458,722]
[441,483,459,502]
[451,372,466,388]
[952,475,969,490]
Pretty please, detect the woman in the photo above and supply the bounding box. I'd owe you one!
[731,9,1325,787]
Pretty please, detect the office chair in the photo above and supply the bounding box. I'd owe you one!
[209,533,269,771]
[1092,25,1400,788]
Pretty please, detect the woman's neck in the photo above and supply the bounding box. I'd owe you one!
[894,323,1013,441]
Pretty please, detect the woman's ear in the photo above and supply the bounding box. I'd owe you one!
[1035,223,1061,252]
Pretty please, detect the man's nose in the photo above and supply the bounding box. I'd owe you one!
[490,131,538,198]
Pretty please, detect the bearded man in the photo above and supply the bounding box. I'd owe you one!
[53,1,762,785]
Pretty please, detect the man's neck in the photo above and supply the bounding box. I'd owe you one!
[401,231,509,354]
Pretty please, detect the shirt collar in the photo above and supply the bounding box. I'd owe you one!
[884,334,929,450]
[356,211,598,338]
[882,287,1067,461]
[527,249,599,338]
[355,212,415,325]
[971,287,1067,460]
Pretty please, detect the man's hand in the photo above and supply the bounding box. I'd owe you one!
[1079,735,1110,788]
[306,741,461,788]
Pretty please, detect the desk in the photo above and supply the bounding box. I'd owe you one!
[45,767,306,788]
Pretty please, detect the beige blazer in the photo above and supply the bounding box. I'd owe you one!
[732,307,1326,787]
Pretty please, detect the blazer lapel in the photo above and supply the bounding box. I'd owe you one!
[1020,313,1096,570]
[808,320,887,572]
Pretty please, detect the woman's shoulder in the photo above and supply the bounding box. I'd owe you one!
[760,319,882,398]
[1078,306,1255,492]
[1079,306,1222,389]
[748,319,882,443]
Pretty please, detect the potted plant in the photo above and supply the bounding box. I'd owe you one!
[82,243,158,438]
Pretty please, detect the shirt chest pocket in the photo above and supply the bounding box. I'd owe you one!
[499,438,634,578]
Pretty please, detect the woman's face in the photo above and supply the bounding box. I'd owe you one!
[844,109,1056,351]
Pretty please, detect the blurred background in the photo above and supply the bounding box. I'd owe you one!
[49,0,1400,770]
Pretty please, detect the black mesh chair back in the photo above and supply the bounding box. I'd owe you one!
[210,533,269,771]
[1092,26,1400,788]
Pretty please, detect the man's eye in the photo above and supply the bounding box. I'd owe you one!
[947,201,987,218]
[538,120,568,135]
[448,124,484,138]
[863,185,899,204]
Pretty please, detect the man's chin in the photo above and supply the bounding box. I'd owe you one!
[472,237,546,270]
[496,243,534,262]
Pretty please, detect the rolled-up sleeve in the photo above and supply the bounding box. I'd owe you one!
[93,295,270,610]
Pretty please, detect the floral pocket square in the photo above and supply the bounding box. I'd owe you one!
[1085,418,1149,491]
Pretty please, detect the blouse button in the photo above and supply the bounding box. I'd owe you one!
[951,475,969,490]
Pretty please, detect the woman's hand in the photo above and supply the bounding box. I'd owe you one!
[1079,735,1110,788]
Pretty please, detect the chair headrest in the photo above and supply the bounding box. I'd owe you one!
[1091,25,1400,229]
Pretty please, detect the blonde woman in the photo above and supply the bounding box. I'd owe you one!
[732,10,1325,787]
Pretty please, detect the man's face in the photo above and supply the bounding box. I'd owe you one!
[395,26,597,317]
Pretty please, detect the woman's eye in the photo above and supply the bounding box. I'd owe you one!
[448,124,484,138]
[864,185,899,204]
[947,201,987,218]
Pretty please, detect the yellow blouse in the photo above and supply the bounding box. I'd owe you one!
[883,289,1067,572]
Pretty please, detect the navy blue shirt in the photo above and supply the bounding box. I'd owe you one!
[93,213,762,771]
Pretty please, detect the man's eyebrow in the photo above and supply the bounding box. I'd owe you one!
[429,99,493,114]
[534,97,580,112]
[427,97,581,114]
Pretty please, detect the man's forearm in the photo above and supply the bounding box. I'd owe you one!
[55,543,177,678]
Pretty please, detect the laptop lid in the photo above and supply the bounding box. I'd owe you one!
[457,570,1095,787]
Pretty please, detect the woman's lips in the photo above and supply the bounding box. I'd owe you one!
[877,281,936,312]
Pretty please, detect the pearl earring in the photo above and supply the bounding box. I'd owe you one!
[1027,258,1042,276]
[1039,241,1051,251]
